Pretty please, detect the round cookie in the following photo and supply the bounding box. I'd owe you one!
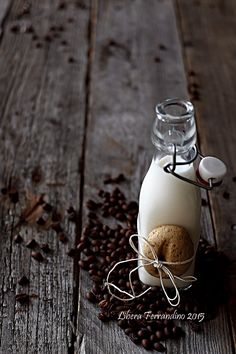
[143,225,194,277]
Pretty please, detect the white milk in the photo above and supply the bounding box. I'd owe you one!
[138,155,201,288]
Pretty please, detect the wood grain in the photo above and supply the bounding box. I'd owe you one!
[76,0,233,353]
[0,0,90,353]
[176,0,236,346]
[0,0,235,353]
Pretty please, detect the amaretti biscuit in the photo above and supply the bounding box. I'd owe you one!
[143,225,194,277]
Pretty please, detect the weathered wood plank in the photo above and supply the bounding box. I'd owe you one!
[0,0,12,30]
[0,1,90,353]
[77,0,233,353]
[176,0,236,345]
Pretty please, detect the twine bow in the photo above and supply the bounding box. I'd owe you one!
[105,234,197,307]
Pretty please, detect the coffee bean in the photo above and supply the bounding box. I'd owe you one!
[102,210,109,217]
[138,329,149,338]
[89,269,97,276]
[43,203,53,212]
[1,187,7,195]
[116,173,125,183]
[155,330,164,340]
[118,279,125,287]
[36,42,43,48]
[107,243,116,250]
[82,248,90,256]
[58,25,65,32]
[86,291,97,303]
[59,233,68,243]
[149,303,156,311]
[127,201,138,210]
[223,191,230,199]
[125,229,133,238]
[116,213,125,221]
[52,223,63,233]
[77,242,85,252]
[14,234,23,244]
[36,217,45,226]
[92,275,102,284]
[164,326,170,337]
[127,214,135,222]
[107,207,114,216]
[9,191,19,204]
[141,339,152,350]
[147,325,153,332]
[136,304,145,312]
[172,326,185,337]
[89,263,97,270]
[153,342,166,352]
[163,319,171,327]
[44,34,52,42]
[86,255,96,262]
[118,319,127,329]
[98,300,109,309]
[15,293,30,304]
[67,248,80,258]
[58,2,66,10]
[31,251,44,262]
[10,24,20,33]
[91,239,100,247]
[124,327,133,335]
[92,284,101,294]
[98,189,105,197]
[68,56,76,63]
[40,243,51,253]
[129,333,140,344]
[185,303,191,313]
[98,312,108,322]
[26,239,38,249]
[68,211,77,222]
[86,200,100,210]
[111,250,118,258]
[18,276,29,286]
[88,212,97,220]
[149,334,156,342]
[78,260,88,269]
[105,256,111,263]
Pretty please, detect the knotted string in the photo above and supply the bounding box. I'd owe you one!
[105,234,197,307]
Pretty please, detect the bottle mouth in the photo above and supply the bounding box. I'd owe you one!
[152,98,196,154]
[156,98,194,123]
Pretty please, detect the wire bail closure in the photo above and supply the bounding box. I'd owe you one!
[163,144,217,190]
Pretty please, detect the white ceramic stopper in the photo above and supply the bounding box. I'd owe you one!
[198,156,227,183]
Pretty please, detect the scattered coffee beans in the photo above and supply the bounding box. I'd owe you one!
[80,181,228,352]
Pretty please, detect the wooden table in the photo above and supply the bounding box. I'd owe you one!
[0,1,235,353]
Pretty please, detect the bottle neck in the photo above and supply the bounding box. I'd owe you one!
[153,147,194,164]
[152,99,197,159]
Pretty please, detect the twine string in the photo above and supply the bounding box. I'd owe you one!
[105,234,197,307]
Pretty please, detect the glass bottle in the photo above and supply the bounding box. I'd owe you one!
[137,98,201,288]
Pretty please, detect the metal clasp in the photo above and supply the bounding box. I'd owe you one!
[163,145,215,190]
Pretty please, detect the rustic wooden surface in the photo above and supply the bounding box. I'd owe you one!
[0,0,235,353]
[0,1,90,353]
[176,0,236,345]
